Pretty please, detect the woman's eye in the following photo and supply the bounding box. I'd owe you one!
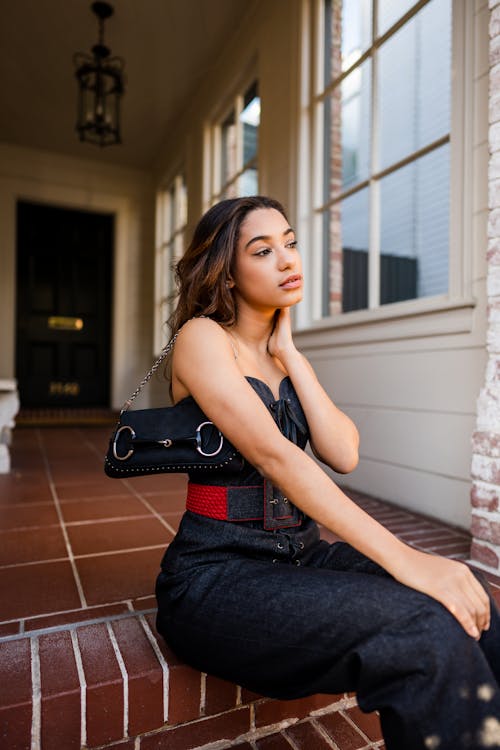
[255,248,272,256]
[286,240,298,249]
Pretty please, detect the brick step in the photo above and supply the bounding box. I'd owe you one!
[0,607,384,750]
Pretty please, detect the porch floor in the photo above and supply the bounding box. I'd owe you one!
[0,427,498,750]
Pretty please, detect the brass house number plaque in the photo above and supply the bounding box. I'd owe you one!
[49,382,81,396]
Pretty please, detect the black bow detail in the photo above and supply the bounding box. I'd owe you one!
[270,398,308,443]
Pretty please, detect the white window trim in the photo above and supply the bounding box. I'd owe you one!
[154,172,187,355]
[295,0,477,342]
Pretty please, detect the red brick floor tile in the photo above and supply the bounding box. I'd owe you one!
[50,469,107,486]
[140,707,251,750]
[125,473,188,494]
[77,622,124,747]
[131,594,157,611]
[345,705,383,743]
[0,503,59,530]
[143,613,183,667]
[317,711,366,749]
[240,687,264,704]
[0,525,67,565]
[167,662,202,725]
[110,616,164,736]
[204,674,239,715]
[25,602,130,632]
[429,543,470,557]
[0,638,32,750]
[0,474,53,504]
[60,495,147,522]
[255,731,295,749]
[76,547,165,606]
[255,694,342,728]
[0,621,20,636]
[55,480,132,501]
[143,492,187,514]
[39,630,81,750]
[285,719,336,749]
[66,517,172,556]
[0,561,82,620]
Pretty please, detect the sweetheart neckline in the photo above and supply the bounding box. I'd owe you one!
[173,374,291,407]
[245,375,290,403]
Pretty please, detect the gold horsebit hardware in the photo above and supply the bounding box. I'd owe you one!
[112,421,224,461]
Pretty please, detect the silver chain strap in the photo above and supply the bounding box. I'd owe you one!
[119,333,179,415]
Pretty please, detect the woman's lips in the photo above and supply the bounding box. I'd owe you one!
[279,274,302,289]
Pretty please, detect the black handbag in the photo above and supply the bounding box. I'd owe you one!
[104,333,243,478]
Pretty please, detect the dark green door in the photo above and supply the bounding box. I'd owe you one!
[16,201,113,408]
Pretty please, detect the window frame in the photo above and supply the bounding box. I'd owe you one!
[295,0,476,338]
[207,77,260,205]
[154,173,187,355]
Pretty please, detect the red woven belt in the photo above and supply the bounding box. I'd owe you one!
[186,483,229,520]
[185,481,302,529]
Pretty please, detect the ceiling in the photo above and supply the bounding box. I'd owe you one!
[0,0,256,170]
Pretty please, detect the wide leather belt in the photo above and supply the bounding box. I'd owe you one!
[186,481,303,530]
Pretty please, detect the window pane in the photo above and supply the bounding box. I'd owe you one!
[241,82,260,165]
[380,143,449,304]
[221,109,237,188]
[341,59,371,190]
[326,0,371,82]
[378,0,451,171]
[240,168,258,197]
[378,0,418,36]
[341,188,370,311]
[324,188,370,315]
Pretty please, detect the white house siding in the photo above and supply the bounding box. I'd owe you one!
[293,0,490,531]
[295,319,487,529]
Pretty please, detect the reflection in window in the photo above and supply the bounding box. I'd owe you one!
[380,144,449,301]
[319,0,451,316]
[213,80,260,201]
[378,0,419,36]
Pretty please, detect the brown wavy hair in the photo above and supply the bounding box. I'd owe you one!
[167,196,288,339]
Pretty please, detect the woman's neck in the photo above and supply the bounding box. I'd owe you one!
[230,307,275,356]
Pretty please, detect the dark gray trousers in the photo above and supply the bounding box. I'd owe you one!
[156,514,500,750]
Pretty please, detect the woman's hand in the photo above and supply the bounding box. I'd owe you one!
[393,548,490,639]
[267,308,297,365]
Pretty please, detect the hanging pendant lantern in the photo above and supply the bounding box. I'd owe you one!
[74,1,125,147]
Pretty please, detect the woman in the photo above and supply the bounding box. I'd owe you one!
[156,196,500,749]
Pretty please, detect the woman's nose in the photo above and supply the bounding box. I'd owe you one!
[277,246,295,269]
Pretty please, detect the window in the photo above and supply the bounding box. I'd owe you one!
[313,0,452,318]
[154,174,187,352]
[210,80,261,202]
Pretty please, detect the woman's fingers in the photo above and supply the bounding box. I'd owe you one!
[438,564,490,639]
[395,551,491,640]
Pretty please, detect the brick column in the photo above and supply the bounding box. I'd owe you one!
[470,2,500,572]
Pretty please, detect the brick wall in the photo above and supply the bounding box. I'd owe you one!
[471,1,500,572]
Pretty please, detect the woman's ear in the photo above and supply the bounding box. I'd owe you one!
[226,278,235,289]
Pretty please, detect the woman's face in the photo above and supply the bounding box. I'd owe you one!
[231,208,303,313]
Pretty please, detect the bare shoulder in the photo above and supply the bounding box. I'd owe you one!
[172,317,235,397]
[175,317,231,356]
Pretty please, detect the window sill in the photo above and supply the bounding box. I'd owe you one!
[294,295,477,348]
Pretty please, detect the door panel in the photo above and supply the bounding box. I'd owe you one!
[16,202,113,408]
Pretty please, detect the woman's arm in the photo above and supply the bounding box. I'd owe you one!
[173,317,490,640]
[268,308,359,473]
